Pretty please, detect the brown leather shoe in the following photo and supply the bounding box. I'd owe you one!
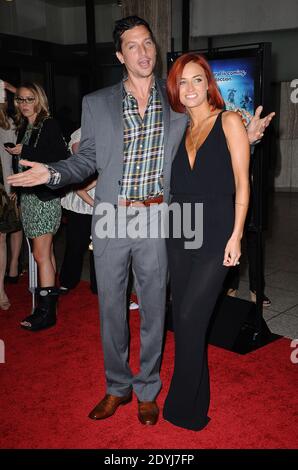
[138,400,159,425]
[88,393,132,420]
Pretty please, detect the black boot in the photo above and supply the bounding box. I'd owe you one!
[20,287,59,332]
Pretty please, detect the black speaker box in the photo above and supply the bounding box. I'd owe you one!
[166,294,281,355]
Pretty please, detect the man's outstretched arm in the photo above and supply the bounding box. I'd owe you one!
[7,96,97,189]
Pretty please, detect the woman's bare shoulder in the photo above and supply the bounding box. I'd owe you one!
[222,110,244,128]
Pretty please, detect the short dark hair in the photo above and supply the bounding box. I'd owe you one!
[113,15,155,52]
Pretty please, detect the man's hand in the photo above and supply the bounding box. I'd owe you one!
[247,105,275,144]
[7,160,50,187]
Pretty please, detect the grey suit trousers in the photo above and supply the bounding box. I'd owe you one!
[93,204,168,401]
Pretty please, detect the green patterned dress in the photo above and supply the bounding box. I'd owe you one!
[20,124,61,238]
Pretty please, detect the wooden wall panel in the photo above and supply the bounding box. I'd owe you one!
[121,0,171,77]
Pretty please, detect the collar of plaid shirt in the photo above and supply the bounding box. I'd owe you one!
[119,78,164,201]
[122,77,157,101]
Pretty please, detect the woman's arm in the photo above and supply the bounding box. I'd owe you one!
[4,81,16,94]
[76,179,96,207]
[222,111,250,266]
[0,125,15,193]
[71,141,80,155]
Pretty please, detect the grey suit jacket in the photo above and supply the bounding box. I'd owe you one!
[51,78,188,255]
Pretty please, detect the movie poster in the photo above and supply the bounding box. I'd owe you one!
[209,57,256,125]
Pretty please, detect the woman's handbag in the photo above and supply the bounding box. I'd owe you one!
[0,188,21,233]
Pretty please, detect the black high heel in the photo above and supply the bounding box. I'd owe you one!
[250,290,272,307]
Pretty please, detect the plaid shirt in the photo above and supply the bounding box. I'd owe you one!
[119,81,164,201]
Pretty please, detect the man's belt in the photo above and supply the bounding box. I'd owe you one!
[118,195,164,207]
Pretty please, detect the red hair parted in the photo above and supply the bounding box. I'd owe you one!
[167,53,225,113]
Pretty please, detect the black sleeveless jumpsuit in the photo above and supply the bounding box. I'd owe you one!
[163,111,235,431]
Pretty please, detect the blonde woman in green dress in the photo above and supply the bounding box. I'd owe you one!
[6,82,68,330]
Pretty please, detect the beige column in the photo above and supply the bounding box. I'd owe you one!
[121,0,171,78]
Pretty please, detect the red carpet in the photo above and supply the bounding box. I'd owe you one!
[1,276,297,449]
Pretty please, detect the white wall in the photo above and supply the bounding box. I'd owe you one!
[61,3,121,45]
[274,82,298,191]
[61,6,86,45]
[0,0,65,43]
[190,0,298,37]
[95,3,121,44]
[45,2,65,44]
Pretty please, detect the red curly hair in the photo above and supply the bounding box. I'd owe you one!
[167,53,225,113]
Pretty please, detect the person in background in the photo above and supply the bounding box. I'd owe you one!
[220,104,271,306]
[59,128,97,294]
[0,80,23,286]
[224,174,271,306]
[60,129,139,308]
[0,83,22,310]
[225,231,271,306]
[6,82,68,330]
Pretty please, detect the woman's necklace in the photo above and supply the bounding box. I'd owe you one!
[189,111,212,154]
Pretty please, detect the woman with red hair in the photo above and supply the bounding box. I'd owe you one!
[163,53,250,430]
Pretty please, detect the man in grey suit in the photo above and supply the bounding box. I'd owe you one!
[8,16,274,425]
